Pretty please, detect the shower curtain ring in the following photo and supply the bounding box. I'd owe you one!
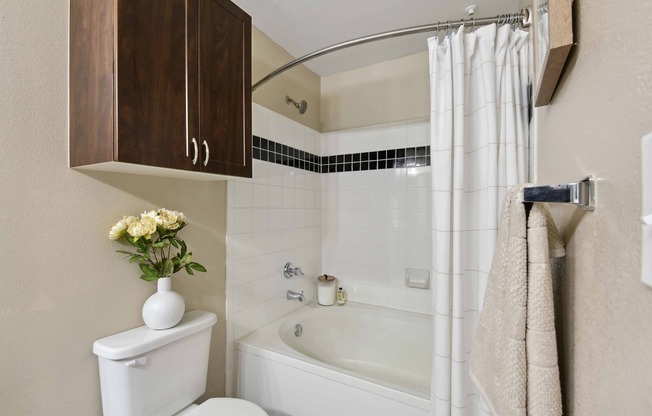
[447,20,453,36]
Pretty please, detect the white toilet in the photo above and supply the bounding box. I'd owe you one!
[93,310,268,416]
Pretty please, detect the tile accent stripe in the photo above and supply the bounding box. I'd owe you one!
[253,135,321,173]
[253,135,431,173]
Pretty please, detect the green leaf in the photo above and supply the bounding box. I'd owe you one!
[115,250,134,255]
[179,240,187,257]
[188,262,207,272]
[129,255,142,263]
[172,257,181,273]
[170,239,180,248]
[139,263,158,277]
[162,259,174,276]
[140,274,159,282]
[152,240,170,248]
[185,266,195,275]
[180,253,191,266]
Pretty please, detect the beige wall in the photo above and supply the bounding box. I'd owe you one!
[321,51,430,132]
[251,27,322,132]
[0,1,227,415]
[535,0,652,414]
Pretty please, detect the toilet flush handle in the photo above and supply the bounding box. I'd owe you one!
[124,356,148,367]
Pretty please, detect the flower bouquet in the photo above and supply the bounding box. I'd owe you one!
[109,209,206,329]
[109,208,206,280]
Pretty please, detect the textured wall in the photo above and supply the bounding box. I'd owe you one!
[535,0,652,413]
[321,51,430,132]
[251,27,322,132]
[0,1,227,414]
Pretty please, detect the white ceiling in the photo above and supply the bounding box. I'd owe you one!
[232,0,520,78]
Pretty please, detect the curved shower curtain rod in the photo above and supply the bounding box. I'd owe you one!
[252,7,532,92]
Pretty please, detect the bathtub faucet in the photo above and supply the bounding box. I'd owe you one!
[286,290,304,302]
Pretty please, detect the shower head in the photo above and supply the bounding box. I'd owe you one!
[286,95,308,115]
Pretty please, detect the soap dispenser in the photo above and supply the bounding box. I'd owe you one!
[336,287,347,306]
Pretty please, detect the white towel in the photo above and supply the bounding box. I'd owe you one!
[470,186,564,416]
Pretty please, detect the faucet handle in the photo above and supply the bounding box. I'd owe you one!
[284,262,304,278]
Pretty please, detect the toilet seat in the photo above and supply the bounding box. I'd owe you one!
[187,398,268,416]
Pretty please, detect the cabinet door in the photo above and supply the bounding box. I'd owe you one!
[116,0,196,171]
[198,0,252,177]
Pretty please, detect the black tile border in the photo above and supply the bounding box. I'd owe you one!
[253,135,430,174]
[253,135,321,173]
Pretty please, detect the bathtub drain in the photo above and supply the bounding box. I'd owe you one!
[294,324,302,337]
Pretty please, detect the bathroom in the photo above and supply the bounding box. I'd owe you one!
[1,0,652,415]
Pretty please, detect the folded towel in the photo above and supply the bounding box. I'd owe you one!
[470,186,564,416]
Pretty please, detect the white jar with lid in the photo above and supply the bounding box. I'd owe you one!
[317,274,337,306]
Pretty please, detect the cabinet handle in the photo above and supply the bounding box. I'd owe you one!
[202,140,209,166]
[191,138,199,165]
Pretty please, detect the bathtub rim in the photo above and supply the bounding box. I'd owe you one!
[235,301,431,411]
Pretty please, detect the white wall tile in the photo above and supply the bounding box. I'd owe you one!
[231,308,253,340]
[407,166,431,188]
[386,122,408,149]
[227,233,252,260]
[252,159,269,185]
[368,125,389,151]
[388,188,407,209]
[407,289,430,314]
[251,208,269,232]
[388,168,407,189]
[369,285,389,307]
[369,170,388,189]
[407,187,429,209]
[232,182,252,208]
[252,104,269,138]
[232,283,253,313]
[407,119,429,146]
[387,287,408,310]
[350,129,370,153]
[228,208,252,234]
[268,114,283,143]
[406,208,430,229]
[252,303,269,330]
[282,187,295,208]
[252,184,269,208]
[251,231,269,257]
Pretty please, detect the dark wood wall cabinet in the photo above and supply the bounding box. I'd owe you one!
[70,0,252,179]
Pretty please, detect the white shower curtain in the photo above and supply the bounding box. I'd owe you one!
[429,24,530,416]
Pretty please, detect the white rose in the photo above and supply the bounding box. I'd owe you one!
[128,216,157,239]
[141,210,161,226]
[156,208,180,230]
[176,211,186,224]
[108,216,137,240]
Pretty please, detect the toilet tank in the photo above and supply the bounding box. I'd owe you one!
[93,310,217,416]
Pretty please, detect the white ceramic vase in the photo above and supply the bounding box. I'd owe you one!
[142,277,185,330]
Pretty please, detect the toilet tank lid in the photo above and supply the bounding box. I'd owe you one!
[93,310,217,360]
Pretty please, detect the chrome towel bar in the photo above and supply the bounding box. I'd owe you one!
[523,176,595,211]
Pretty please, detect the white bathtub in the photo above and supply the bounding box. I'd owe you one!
[235,302,432,416]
